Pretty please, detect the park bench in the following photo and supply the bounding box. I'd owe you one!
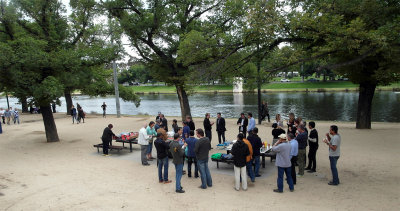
[93,143,124,154]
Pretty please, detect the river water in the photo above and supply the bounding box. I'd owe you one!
[1,91,399,122]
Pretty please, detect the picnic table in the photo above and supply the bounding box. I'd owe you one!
[115,137,138,152]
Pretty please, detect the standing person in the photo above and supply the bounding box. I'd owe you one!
[296,124,308,176]
[186,116,195,131]
[274,114,284,128]
[101,124,115,156]
[0,117,2,134]
[146,121,157,160]
[247,113,255,134]
[154,132,171,184]
[272,123,286,145]
[76,103,81,110]
[186,130,199,178]
[78,107,85,123]
[231,133,250,191]
[243,136,255,183]
[156,112,161,121]
[287,133,298,185]
[203,113,214,143]
[172,119,179,133]
[216,112,226,144]
[155,119,161,131]
[287,113,296,136]
[51,103,56,113]
[247,127,263,177]
[237,113,248,138]
[13,108,20,124]
[182,121,190,140]
[71,106,77,124]
[160,114,168,131]
[271,133,294,193]
[170,133,186,193]
[4,109,11,125]
[195,129,212,189]
[138,123,150,166]
[306,121,319,173]
[261,101,270,122]
[1,108,5,124]
[101,102,107,118]
[323,125,341,186]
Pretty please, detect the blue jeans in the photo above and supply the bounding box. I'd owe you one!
[147,142,153,154]
[174,164,183,191]
[158,157,169,182]
[277,166,294,191]
[254,155,260,176]
[329,156,340,184]
[246,160,255,182]
[197,159,212,188]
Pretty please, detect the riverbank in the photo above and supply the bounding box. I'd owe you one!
[0,113,399,210]
[128,82,400,94]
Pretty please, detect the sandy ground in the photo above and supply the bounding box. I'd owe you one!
[0,113,399,211]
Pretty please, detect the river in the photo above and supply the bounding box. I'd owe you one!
[1,91,399,122]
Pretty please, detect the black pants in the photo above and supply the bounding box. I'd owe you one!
[102,139,110,155]
[205,130,212,142]
[239,129,247,138]
[1,116,4,124]
[217,131,225,144]
[307,146,318,171]
[291,156,298,184]
[187,157,199,177]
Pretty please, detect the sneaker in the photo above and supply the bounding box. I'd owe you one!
[164,180,172,184]
[176,189,185,193]
[198,186,207,189]
[328,182,338,186]
[273,189,283,193]
[142,163,150,166]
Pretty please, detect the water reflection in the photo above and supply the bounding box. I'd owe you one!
[0,91,399,122]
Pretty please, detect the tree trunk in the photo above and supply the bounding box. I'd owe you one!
[356,82,376,129]
[65,91,73,115]
[41,105,60,142]
[176,84,192,121]
[21,98,28,113]
[257,59,262,124]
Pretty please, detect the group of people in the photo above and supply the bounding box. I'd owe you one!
[101,110,341,194]
[0,107,20,126]
[70,103,85,124]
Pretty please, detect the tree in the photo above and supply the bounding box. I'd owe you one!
[290,0,400,128]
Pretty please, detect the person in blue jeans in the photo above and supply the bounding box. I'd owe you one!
[195,129,213,189]
[324,125,341,185]
[185,130,199,178]
[170,133,186,193]
[271,133,294,193]
[247,127,263,177]
[154,133,171,184]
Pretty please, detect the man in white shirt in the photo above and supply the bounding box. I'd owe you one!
[138,123,150,166]
[323,125,341,186]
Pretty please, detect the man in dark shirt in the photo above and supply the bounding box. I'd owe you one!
[185,130,199,178]
[272,123,285,144]
[101,124,115,156]
[247,127,263,177]
[296,124,308,176]
[216,112,226,144]
[154,132,171,183]
[237,113,248,138]
[306,121,319,173]
[195,129,212,189]
[170,133,186,193]
[203,113,214,142]
[186,116,195,131]
[160,114,168,131]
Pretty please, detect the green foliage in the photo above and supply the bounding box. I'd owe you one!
[32,76,64,105]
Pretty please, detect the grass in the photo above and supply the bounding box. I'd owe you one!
[128,81,400,93]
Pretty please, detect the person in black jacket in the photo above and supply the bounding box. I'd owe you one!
[248,127,263,177]
[154,132,171,183]
[160,114,168,131]
[186,116,195,131]
[237,113,248,138]
[306,121,319,173]
[216,112,226,144]
[231,133,250,191]
[203,113,214,143]
[101,124,115,156]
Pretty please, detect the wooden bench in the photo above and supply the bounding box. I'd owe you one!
[93,143,124,154]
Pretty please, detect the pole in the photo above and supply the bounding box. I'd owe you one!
[257,45,262,125]
[109,17,121,118]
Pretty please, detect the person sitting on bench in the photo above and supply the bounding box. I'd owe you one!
[102,124,115,156]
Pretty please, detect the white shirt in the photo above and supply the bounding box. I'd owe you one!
[0,110,4,116]
[138,127,149,145]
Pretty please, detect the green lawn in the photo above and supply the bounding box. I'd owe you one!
[129,85,233,93]
[262,81,358,89]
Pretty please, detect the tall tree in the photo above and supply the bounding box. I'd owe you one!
[290,0,400,128]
